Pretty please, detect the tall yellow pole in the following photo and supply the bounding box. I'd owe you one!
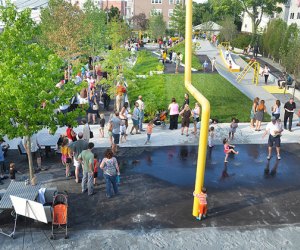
[184,0,211,217]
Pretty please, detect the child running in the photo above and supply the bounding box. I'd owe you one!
[193,187,208,221]
[145,120,154,144]
[223,138,238,163]
[93,153,99,185]
[228,117,238,140]
[99,113,105,138]
[61,137,72,178]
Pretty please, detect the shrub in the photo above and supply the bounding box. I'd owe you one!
[231,33,252,49]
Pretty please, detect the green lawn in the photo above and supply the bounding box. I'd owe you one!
[129,73,259,122]
[132,50,164,75]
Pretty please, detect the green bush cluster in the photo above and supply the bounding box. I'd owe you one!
[231,33,252,49]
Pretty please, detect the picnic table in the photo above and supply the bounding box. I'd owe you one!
[0,181,41,210]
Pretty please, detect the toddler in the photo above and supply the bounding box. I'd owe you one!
[145,121,154,144]
[208,126,215,157]
[93,154,99,185]
[228,117,238,140]
[9,163,21,180]
[193,187,208,221]
[120,120,127,143]
[223,138,239,163]
[99,113,105,138]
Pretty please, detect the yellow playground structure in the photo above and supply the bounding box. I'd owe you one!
[236,59,260,85]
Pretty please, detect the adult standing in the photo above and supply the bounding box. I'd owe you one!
[271,100,281,120]
[66,125,77,142]
[180,104,192,136]
[136,96,145,131]
[262,117,283,160]
[69,132,88,183]
[130,102,141,135]
[175,52,182,74]
[168,98,179,130]
[23,134,42,171]
[284,98,296,132]
[82,118,90,142]
[111,111,121,154]
[78,142,95,196]
[87,88,98,124]
[182,93,189,110]
[192,103,201,135]
[100,149,120,198]
[250,97,259,128]
[255,100,266,131]
[120,102,129,129]
[116,83,125,112]
[261,65,270,84]
[211,57,216,72]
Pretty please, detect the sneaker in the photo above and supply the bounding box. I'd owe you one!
[267,155,271,160]
[289,129,293,132]
[196,216,201,221]
[277,155,281,160]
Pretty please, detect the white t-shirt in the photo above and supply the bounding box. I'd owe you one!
[266,122,281,136]
[23,134,39,152]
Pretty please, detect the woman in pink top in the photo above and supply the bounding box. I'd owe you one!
[168,97,179,130]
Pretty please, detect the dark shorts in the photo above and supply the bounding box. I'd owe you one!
[181,120,190,128]
[132,119,139,126]
[32,150,41,158]
[268,135,281,147]
[112,133,120,145]
[193,117,200,122]
[93,172,98,178]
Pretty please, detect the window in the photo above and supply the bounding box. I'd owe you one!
[297,13,300,19]
[169,0,181,4]
[290,13,294,19]
[151,0,162,3]
[168,9,173,17]
[150,9,162,16]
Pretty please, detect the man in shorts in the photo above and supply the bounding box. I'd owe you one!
[111,111,121,154]
[23,134,42,171]
[262,117,283,160]
[69,132,88,183]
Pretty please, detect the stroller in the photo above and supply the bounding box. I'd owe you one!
[50,191,68,240]
[153,110,167,127]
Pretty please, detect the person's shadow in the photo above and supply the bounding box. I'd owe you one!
[264,159,280,177]
[220,162,235,180]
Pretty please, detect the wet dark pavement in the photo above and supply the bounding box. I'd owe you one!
[1,144,300,233]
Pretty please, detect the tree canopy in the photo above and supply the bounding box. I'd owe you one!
[149,14,166,39]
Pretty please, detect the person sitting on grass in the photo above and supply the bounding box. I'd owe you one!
[193,187,208,221]
[223,138,239,163]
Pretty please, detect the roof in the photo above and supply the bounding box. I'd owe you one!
[193,21,222,31]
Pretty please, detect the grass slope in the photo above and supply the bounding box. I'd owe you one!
[129,73,256,122]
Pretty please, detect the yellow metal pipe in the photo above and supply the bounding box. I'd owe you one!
[184,0,211,217]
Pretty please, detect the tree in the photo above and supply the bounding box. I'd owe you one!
[83,0,108,70]
[0,3,79,181]
[280,23,299,63]
[108,18,130,49]
[170,4,185,36]
[149,14,166,40]
[193,2,214,26]
[39,0,86,77]
[129,13,149,31]
[108,6,121,22]
[219,16,237,42]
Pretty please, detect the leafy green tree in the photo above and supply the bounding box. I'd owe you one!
[108,6,121,22]
[170,4,185,36]
[282,37,300,78]
[0,3,80,180]
[280,23,299,64]
[193,2,214,26]
[39,0,86,78]
[210,0,242,25]
[129,13,149,31]
[83,0,108,69]
[149,14,166,39]
[219,16,237,42]
[108,18,130,49]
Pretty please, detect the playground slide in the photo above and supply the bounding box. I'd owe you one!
[219,49,241,73]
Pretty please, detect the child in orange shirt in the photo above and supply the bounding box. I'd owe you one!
[193,187,208,220]
[61,137,72,178]
[145,121,154,145]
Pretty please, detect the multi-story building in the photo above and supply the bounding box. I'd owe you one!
[286,0,300,27]
[134,0,185,28]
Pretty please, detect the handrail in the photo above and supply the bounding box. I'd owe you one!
[185,0,211,217]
